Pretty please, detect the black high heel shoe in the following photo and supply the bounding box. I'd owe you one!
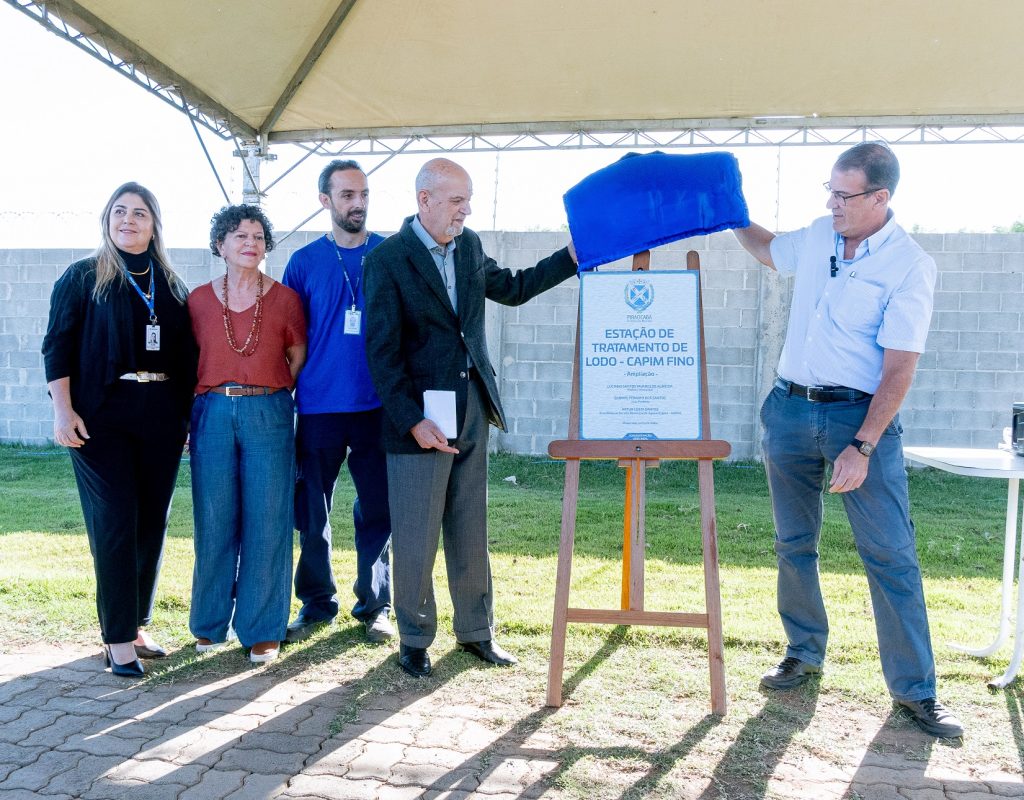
[102,645,145,677]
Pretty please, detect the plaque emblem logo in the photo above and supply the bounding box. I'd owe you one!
[624,279,654,312]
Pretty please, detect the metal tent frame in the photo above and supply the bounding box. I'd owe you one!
[9,0,1023,229]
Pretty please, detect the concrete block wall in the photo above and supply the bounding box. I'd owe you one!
[490,232,769,457]
[902,232,1024,449]
[3,231,1024,458]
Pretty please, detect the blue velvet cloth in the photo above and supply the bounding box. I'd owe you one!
[563,151,750,272]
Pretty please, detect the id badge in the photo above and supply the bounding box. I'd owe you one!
[344,308,362,335]
[145,324,161,351]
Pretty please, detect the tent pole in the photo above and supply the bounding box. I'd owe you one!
[233,138,277,205]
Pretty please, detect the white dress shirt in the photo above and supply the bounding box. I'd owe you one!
[769,214,936,394]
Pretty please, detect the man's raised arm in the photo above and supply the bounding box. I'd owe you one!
[733,222,778,270]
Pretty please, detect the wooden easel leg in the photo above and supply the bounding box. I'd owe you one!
[629,459,646,611]
[547,457,581,707]
[621,465,632,610]
[698,458,727,715]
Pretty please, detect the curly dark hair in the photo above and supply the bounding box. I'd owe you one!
[208,204,276,256]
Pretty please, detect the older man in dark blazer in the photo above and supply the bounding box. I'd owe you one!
[364,158,577,677]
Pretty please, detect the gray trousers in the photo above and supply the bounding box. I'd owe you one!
[386,377,494,648]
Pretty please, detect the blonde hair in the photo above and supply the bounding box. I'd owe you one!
[92,182,188,303]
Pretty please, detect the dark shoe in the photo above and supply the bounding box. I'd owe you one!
[364,610,395,643]
[399,645,431,677]
[134,643,168,659]
[133,630,168,659]
[103,646,145,678]
[285,614,333,644]
[760,656,821,690]
[896,698,964,738]
[458,639,518,667]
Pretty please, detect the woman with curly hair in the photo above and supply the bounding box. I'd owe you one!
[188,204,306,664]
[42,182,196,677]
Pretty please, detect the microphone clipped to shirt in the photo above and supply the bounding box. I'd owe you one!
[829,255,838,278]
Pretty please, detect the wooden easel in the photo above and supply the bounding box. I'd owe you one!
[545,250,730,715]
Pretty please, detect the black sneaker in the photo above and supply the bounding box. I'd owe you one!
[760,656,822,690]
[284,614,333,644]
[896,698,964,738]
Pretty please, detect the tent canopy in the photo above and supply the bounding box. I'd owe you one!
[11,0,1024,144]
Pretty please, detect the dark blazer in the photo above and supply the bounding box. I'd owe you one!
[364,217,576,454]
[42,258,197,422]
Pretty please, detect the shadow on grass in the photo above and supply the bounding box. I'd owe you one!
[0,629,478,797]
[0,447,1011,582]
[842,706,941,799]
[1004,681,1024,773]
[843,699,1023,798]
[403,626,727,799]
[694,680,821,800]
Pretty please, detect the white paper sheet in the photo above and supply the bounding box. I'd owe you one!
[423,390,457,439]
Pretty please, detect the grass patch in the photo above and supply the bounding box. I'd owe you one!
[0,443,1020,794]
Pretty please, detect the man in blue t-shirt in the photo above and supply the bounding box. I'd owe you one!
[282,159,393,643]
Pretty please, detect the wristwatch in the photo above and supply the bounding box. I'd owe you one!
[851,438,875,457]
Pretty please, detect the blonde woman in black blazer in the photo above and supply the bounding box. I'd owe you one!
[42,182,195,677]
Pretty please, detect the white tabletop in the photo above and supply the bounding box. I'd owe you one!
[903,446,1024,479]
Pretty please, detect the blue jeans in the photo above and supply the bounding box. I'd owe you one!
[294,410,392,623]
[189,390,295,648]
[760,386,937,701]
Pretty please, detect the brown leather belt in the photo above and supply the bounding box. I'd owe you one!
[775,378,871,403]
[209,385,283,397]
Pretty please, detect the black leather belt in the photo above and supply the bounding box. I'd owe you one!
[775,377,871,403]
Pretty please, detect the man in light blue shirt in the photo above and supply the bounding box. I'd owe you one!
[734,143,963,738]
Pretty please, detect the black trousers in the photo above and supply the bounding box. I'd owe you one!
[293,409,392,623]
[68,381,187,643]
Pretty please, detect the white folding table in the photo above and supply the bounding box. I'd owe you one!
[903,446,1024,688]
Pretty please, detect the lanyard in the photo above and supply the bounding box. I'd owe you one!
[330,232,370,310]
[125,261,157,324]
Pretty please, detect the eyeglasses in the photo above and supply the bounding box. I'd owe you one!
[823,182,880,206]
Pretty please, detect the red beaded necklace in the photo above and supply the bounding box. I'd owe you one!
[220,270,263,356]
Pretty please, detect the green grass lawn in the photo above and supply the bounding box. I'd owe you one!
[1,443,1021,795]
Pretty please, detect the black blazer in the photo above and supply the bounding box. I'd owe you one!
[42,258,197,422]
[364,217,576,454]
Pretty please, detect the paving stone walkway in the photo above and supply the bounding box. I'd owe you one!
[1,647,1022,799]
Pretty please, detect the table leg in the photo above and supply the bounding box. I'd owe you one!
[989,484,1024,689]
[949,477,1018,656]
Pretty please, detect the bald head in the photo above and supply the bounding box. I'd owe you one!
[415,158,469,192]
[416,158,473,243]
